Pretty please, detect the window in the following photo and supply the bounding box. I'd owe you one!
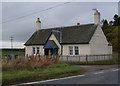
[37,47,40,54]
[33,47,35,54]
[69,46,73,55]
[74,46,79,55]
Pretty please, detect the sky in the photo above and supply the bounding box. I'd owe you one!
[1,2,118,48]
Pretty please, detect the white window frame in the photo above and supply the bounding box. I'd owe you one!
[37,47,40,54]
[74,46,79,55]
[33,47,35,55]
[69,46,73,55]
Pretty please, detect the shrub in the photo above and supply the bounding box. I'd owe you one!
[2,54,60,71]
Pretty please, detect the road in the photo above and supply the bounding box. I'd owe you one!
[40,70,119,84]
[16,65,119,86]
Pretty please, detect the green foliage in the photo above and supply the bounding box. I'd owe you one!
[2,63,85,85]
[102,19,109,30]
[2,50,25,58]
[103,26,119,52]
[113,14,120,26]
[102,14,120,52]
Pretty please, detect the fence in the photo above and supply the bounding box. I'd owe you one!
[59,54,113,62]
[2,54,113,62]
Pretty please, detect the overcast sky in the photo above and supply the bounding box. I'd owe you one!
[2,2,118,48]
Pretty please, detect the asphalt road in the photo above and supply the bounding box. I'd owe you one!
[17,68,119,86]
[40,70,119,84]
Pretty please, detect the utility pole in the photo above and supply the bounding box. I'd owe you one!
[10,36,13,48]
[118,1,120,17]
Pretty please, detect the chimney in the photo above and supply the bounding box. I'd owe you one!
[77,22,80,26]
[94,10,100,25]
[36,18,41,31]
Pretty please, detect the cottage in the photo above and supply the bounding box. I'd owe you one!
[24,10,112,58]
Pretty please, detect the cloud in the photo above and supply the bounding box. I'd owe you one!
[2,2,118,48]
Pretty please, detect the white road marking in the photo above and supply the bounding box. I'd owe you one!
[59,74,85,79]
[93,69,119,75]
[112,69,119,71]
[13,74,85,86]
[94,71,104,74]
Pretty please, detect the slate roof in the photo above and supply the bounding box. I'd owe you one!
[24,24,98,46]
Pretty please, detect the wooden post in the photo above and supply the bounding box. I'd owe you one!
[109,54,110,60]
[79,55,80,62]
[86,55,88,62]
[67,55,68,62]
[104,54,105,61]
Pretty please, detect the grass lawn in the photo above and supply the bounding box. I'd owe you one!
[2,63,85,85]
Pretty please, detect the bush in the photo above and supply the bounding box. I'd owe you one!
[2,55,60,71]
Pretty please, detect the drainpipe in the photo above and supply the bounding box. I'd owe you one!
[52,30,62,55]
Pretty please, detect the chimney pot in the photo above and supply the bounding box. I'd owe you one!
[77,22,80,26]
[94,10,100,25]
[37,18,39,21]
[36,18,41,31]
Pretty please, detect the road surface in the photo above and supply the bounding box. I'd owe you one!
[16,65,119,86]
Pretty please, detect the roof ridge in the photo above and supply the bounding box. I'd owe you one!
[40,23,95,31]
[25,23,97,46]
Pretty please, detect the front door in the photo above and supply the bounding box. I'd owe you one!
[44,48,58,56]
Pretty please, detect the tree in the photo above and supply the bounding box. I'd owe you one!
[101,14,120,52]
[113,14,118,20]
[109,20,113,26]
[102,19,108,31]
[113,14,120,26]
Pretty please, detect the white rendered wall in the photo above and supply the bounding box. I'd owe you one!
[25,45,44,57]
[89,25,112,55]
[62,44,90,55]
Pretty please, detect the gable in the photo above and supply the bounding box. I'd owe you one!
[47,33,61,48]
[24,24,98,46]
[89,25,109,54]
[90,25,108,44]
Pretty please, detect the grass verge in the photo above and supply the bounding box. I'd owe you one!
[2,63,85,85]
[67,59,120,65]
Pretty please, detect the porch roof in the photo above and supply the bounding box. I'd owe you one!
[44,40,58,49]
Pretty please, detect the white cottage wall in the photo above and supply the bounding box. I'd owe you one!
[25,46,44,58]
[62,44,90,55]
[89,25,112,55]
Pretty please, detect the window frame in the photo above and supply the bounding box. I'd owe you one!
[33,47,35,54]
[69,46,73,55]
[37,47,40,54]
[74,46,79,55]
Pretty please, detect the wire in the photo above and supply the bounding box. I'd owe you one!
[2,2,56,20]
[1,2,70,24]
